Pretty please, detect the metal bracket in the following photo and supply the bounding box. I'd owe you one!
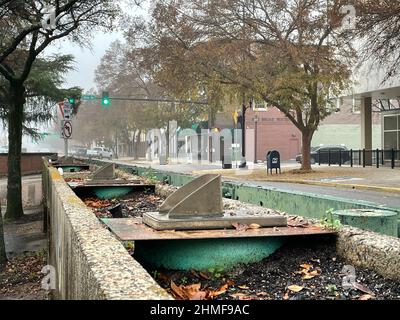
[160,174,223,218]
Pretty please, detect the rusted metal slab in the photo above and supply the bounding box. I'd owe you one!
[67,180,141,187]
[101,218,335,241]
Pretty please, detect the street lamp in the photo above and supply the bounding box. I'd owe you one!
[254,114,259,163]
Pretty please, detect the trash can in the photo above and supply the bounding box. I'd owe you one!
[222,154,232,169]
[267,150,281,174]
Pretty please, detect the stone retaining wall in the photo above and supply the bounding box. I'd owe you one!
[42,161,171,300]
[337,226,400,281]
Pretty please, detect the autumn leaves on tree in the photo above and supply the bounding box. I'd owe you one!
[126,0,356,171]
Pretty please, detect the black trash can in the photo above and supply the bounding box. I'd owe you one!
[266,150,281,174]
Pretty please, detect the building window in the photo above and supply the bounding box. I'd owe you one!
[383,114,399,150]
[253,100,268,111]
[352,98,361,114]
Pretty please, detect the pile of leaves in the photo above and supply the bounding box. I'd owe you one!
[83,192,165,219]
[0,252,47,300]
[170,280,234,300]
[64,178,84,183]
[152,238,400,300]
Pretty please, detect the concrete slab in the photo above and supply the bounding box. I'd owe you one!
[143,211,287,231]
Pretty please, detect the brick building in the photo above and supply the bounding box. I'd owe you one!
[244,107,301,161]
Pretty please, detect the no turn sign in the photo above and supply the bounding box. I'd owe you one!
[61,120,73,139]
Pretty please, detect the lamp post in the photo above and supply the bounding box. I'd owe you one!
[239,98,252,168]
[254,114,259,163]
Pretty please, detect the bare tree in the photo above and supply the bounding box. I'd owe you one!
[354,0,400,81]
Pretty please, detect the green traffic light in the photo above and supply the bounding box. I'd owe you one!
[101,91,110,107]
[69,98,76,104]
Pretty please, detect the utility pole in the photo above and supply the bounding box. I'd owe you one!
[254,114,259,163]
[240,93,251,168]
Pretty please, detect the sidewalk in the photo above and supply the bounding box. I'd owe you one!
[114,158,400,194]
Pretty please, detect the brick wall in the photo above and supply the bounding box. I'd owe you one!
[245,107,301,161]
[0,153,56,176]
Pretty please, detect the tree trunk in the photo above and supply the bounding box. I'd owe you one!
[301,130,314,172]
[5,82,25,221]
[0,204,7,271]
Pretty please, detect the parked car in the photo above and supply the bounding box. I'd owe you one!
[87,147,112,160]
[87,148,99,159]
[296,145,350,165]
[76,148,87,157]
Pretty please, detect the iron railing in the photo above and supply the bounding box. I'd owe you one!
[315,149,400,169]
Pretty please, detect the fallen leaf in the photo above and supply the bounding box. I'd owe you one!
[238,285,249,290]
[209,283,229,298]
[230,293,251,300]
[359,294,374,301]
[170,281,186,300]
[300,264,313,270]
[302,270,320,280]
[170,282,208,300]
[199,272,212,280]
[190,291,207,300]
[232,222,249,232]
[256,292,268,296]
[288,285,304,293]
[249,224,261,229]
[353,283,374,295]
[283,292,290,300]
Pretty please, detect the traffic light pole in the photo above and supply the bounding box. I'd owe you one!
[240,101,251,168]
[81,94,209,106]
[64,138,68,157]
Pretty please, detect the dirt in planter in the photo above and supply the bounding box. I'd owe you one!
[151,237,400,301]
[84,191,166,219]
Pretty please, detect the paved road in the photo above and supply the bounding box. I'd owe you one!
[114,160,400,209]
[236,179,400,209]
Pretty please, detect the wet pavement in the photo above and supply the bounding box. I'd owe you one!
[106,159,400,209]
[0,175,46,258]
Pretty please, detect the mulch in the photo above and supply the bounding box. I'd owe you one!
[151,237,400,300]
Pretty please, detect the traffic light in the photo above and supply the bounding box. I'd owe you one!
[233,111,239,125]
[68,97,76,104]
[101,91,110,107]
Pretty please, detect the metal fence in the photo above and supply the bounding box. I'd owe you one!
[316,149,400,169]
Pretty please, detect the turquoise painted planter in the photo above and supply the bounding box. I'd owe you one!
[134,237,285,271]
[93,187,136,199]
